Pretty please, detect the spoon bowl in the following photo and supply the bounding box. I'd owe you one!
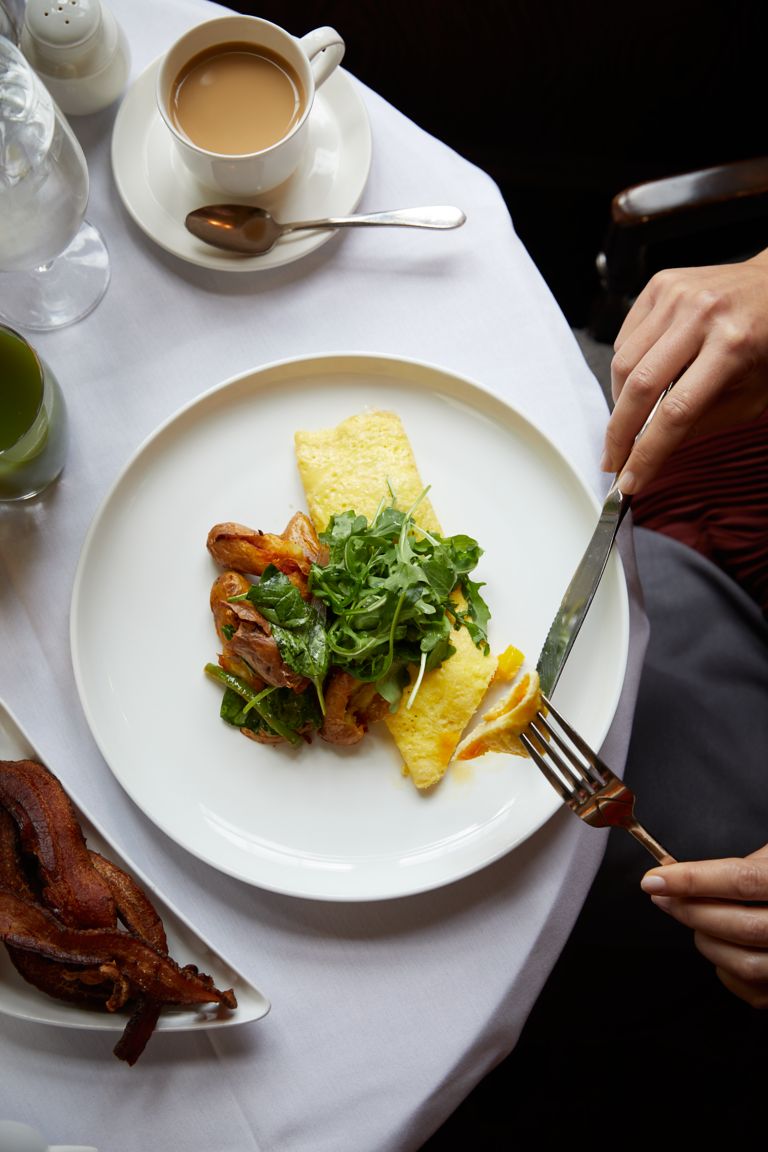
[184,204,466,255]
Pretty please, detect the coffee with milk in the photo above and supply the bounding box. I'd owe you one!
[170,41,306,155]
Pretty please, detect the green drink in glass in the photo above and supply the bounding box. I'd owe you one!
[0,324,68,501]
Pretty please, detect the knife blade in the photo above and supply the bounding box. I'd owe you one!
[536,479,630,696]
[536,381,674,696]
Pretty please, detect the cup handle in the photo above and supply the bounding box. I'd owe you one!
[299,26,345,89]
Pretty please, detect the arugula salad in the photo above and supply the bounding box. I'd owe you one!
[205,494,491,748]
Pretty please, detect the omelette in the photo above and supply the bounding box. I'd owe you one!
[453,666,542,760]
[295,409,498,789]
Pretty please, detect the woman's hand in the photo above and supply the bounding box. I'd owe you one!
[641,844,768,1008]
[602,250,768,493]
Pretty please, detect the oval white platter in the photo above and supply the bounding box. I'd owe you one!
[0,699,270,1031]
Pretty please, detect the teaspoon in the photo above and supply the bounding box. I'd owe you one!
[184,204,466,255]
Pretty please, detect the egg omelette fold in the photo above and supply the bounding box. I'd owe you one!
[294,409,498,789]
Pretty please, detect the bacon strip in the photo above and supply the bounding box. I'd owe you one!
[0,760,237,1063]
[0,760,115,929]
[0,890,236,1009]
[0,807,36,901]
[113,997,164,1066]
[88,852,167,953]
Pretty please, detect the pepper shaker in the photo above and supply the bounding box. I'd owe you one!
[20,0,130,115]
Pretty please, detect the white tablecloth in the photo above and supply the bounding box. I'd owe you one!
[0,2,647,1149]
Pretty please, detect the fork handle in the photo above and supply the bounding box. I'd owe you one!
[627,820,676,865]
[586,778,676,864]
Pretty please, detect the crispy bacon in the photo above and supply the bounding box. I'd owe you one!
[113,997,164,1065]
[89,852,167,953]
[0,760,115,929]
[0,890,236,1009]
[8,949,116,1007]
[0,807,36,901]
[0,760,237,1064]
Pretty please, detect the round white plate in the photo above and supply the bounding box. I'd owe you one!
[70,354,629,902]
[110,57,372,271]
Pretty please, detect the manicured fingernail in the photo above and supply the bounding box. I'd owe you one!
[618,470,636,494]
[651,895,672,912]
[641,874,667,893]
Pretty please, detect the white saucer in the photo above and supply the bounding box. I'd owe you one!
[111,57,373,271]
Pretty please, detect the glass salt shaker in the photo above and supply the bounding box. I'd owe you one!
[20,0,130,115]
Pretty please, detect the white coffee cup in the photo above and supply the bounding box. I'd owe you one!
[156,15,345,196]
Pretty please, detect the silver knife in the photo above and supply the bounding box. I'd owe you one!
[536,381,674,696]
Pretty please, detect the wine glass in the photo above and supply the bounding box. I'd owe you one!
[0,36,110,330]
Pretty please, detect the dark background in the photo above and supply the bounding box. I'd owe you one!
[221,1,767,327]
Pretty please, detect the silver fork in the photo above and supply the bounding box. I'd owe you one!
[519,693,676,864]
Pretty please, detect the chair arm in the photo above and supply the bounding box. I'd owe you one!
[610,156,768,242]
[589,157,768,342]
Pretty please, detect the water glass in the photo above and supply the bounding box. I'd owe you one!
[0,36,110,329]
[0,323,68,501]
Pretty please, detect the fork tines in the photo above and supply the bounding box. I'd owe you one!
[519,693,610,806]
[520,693,676,864]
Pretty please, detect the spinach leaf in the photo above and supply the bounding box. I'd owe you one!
[244,565,312,629]
[244,567,330,709]
[205,664,305,745]
[206,665,322,744]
